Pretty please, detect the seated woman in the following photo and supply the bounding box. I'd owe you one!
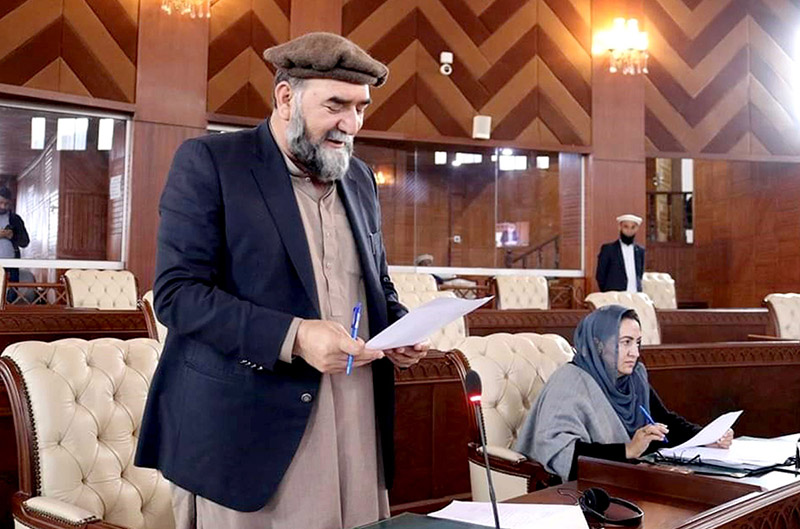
[515,304,733,482]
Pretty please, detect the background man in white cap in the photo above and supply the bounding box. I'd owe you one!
[595,214,645,292]
[136,32,428,529]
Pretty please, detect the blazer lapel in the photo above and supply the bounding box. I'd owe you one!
[249,123,319,315]
[338,174,379,285]
[615,241,627,280]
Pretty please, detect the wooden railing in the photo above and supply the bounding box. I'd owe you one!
[2,282,69,308]
[503,235,560,269]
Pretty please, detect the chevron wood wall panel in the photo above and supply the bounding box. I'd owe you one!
[645,0,800,157]
[343,0,591,147]
[208,0,290,118]
[0,0,138,102]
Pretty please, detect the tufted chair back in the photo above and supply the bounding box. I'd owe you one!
[64,270,139,310]
[141,290,168,344]
[450,333,573,501]
[495,275,549,310]
[642,272,677,309]
[764,294,800,339]
[585,292,661,345]
[389,272,438,298]
[400,290,466,351]
[457,333,573,449]
[0,338,174,529]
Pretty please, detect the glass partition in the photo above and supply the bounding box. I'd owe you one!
[0,101,131,276]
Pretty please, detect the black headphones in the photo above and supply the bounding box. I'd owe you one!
[578,487,643,526]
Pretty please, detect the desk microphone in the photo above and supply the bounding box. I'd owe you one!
[465,370,501,529]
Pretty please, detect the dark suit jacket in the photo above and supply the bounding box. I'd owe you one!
[2,212,29,258]
[134,122,407,512]
[595,240,645,292]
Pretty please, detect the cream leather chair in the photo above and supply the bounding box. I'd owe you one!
[448,333,573,501]
[0,338,173,529]
[389,272,438,299]
[764,293,800,339]
[495,275,549,309]
[400,290,466,351]
[141,290,168,344]
[585,291,661,345]
[64,270,139,310]
[642,272,677,309]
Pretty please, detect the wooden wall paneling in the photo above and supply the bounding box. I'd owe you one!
[644,0,800,157]
[290,0,339,37]
[128,122,205,294]
[57,149,109,259]
[559,152,582,269]
[646,242,696,303]
[129,1,211,293]
[693,159,800,307]
[135,1,208,127]
[0,0,138,102]
[344,0,591,149]
[207,0,291,119]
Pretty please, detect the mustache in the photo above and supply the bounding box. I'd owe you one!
[324,129,353,146]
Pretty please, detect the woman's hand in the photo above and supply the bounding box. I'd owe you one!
[706,429,734,449]
[625,423,669,459]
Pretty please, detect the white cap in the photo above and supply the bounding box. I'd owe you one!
[414,254,434,265]
[616,214,642,225]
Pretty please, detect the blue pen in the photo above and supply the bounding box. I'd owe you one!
[639,405,668,443]
[346,302,362,376]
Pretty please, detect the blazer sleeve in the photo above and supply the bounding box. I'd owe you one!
[595,245,610,292]
[153,139,296,371]
[11,215,29,249]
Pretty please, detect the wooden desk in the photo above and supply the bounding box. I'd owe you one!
[0,309,149,529]
[465,309,770,344]
[513,457,800,528]
[643,341,800,438]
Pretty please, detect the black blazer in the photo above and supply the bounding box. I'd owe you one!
[134,122,407,511]
[2,212,29,258]
[595,240,645,292]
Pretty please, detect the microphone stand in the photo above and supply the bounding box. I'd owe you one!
[473,403,501,529]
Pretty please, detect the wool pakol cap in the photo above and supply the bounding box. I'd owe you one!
[263,32,389,87]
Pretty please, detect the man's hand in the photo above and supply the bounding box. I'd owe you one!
[294,319,383,374]
[0,229,12,239]
[384,340,430,369]
[706,429,733,449]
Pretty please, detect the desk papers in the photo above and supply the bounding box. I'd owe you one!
[366,296,492,350]
[429,501,589,529]
[659,438,796,467]
[658,410,742,458]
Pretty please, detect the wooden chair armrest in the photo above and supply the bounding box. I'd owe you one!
[467,442,559,491]
[746,334,792,341]
[12,492,127,529]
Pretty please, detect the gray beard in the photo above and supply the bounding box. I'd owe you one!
[286,103,353,183]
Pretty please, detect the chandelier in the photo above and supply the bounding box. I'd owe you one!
[161,0,211,17]
[593,18,649,75]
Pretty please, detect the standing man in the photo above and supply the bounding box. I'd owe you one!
[0,186,30,285]
[135,33,428,529]
[595,214,645,293]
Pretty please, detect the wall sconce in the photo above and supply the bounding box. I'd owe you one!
[593,18,649,75]
[161,0,211,18]
[375,170,394,186]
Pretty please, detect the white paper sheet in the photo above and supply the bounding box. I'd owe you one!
[659,410,742,458]
[366,296,492,350]
[658,438,796,467]
[429,501,589,529]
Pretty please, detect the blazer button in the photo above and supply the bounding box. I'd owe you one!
[300,392,313,404]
